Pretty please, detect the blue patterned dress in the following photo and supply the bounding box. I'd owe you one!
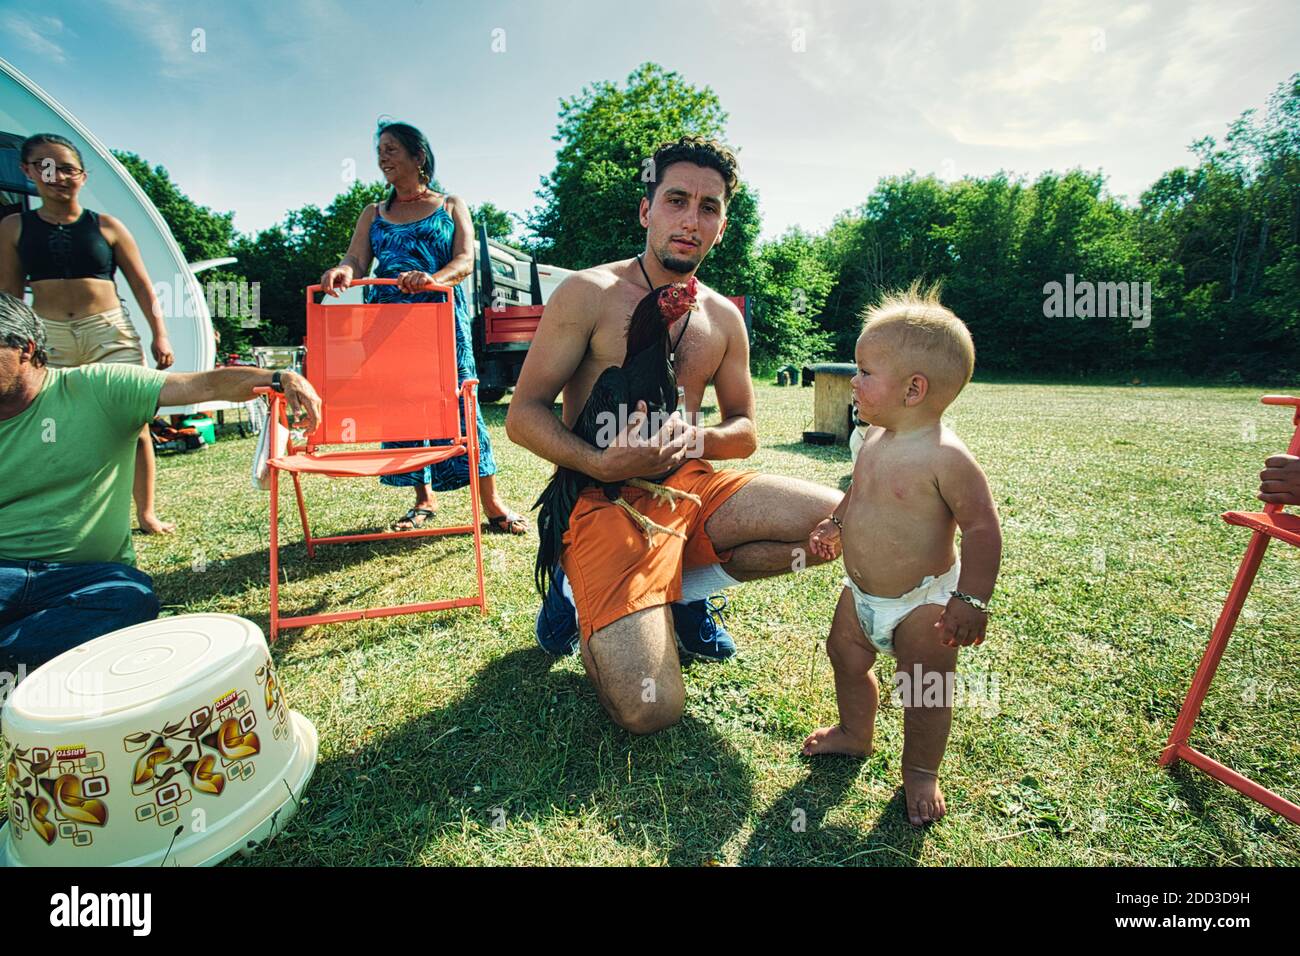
[366,203,496,490]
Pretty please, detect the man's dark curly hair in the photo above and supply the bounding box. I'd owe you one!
[644,135,740,207]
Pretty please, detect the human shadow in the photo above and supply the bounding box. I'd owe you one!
[738,755,927,866]
[238,647,754,866]
[150,527,482,647]
[152,532,474,601]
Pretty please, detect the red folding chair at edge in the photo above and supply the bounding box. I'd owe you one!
[258,278,488,642]
[1159,394,1300,825]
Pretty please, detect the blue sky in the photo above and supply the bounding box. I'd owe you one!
[3,0,1297,242]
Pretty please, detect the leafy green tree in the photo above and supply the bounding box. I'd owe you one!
[228,180,389,343]
[1136,73,1300,378]
[748,228,833,366]
[112,151,235,262]
[819,175,956,359]
[931,174,1025,368]
[525,62,759,300]
[471,201,515,243]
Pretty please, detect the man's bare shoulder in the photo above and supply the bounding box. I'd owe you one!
[697,284,745,333]
[546,261,634,314]
[555,262,626,296]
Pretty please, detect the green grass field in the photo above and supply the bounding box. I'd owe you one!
[8,381,1300,865]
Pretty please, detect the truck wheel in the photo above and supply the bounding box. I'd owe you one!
[477,386,507,404]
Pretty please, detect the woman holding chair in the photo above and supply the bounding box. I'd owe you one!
[320,121,526,535]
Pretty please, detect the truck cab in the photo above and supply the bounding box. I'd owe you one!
[468,225,571,403]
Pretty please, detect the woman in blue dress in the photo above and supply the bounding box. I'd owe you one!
[320,121,526,534]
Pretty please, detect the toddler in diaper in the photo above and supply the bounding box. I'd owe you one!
[842,559,961,656]
[802,282,1003,826]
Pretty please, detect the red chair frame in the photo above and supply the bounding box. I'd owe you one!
[1158,395,1300,825]
[263,278,487,641]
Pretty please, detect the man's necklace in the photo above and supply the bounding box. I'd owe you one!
[637,253,691,364]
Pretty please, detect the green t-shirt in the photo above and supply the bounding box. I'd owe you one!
[0,364,168,566]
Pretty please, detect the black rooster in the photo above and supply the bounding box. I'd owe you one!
[533,278,702,596]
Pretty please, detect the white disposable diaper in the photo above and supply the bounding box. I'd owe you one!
[843,561,961,656]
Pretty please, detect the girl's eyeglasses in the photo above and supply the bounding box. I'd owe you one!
[24,161,86,182]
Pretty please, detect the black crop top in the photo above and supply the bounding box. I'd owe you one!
[17,208,116,283]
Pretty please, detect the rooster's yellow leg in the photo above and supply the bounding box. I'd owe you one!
[625,479,703,511]
[613,497,686,547]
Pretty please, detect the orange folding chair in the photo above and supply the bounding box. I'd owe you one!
[261,278,487,641]
[1159,394,1300,825]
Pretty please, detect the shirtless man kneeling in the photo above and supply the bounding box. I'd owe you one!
[506,136,841,734]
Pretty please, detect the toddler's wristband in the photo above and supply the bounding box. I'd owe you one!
[951,590,989,613]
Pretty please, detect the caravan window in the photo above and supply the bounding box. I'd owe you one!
[0,133,36,221]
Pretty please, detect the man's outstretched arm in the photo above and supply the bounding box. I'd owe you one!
[698,295,757,461]
[158,367,322,434]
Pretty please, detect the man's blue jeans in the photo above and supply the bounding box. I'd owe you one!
[0,560,160,672]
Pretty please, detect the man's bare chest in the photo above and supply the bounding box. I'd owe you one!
[588,305,721,385]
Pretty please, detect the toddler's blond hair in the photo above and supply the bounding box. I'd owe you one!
[859,281,974,404]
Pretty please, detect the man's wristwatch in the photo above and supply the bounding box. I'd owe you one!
[951,590,989,613]
[270,370,285,394]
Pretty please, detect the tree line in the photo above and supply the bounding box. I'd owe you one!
[115,64,1299,382]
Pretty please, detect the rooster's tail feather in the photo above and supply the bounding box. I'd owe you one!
[533,468,581,596]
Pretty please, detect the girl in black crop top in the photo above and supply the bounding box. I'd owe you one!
[17,207,117,283]
[0,132,177,535]
[0,135,171,365]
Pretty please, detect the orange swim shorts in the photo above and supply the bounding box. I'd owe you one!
[560,458,758,640]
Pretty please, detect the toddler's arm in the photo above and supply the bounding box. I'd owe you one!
[809,484,848,561]
[934,447,1002,647]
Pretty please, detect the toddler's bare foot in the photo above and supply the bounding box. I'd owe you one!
[139,512,176,534]
[802,724,872,757]
[902,767,946,826]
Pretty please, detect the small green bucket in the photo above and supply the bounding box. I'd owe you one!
[182,416,216,446]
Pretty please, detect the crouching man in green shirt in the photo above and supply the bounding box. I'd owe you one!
[0,292,321,673]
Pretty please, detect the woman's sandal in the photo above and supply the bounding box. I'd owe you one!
[392,507,436,531]
[485,511,529,535]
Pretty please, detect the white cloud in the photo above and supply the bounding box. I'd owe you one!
[4,15,68,65]
[726,0,1278,153]
[103,0,198,77]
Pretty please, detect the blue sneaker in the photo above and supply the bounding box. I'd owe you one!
[672,595,736,661]
[535,566,580,656]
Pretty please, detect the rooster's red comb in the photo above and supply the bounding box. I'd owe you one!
[657,277,698,322]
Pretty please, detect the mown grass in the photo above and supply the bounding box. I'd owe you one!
[6,381,1300,865]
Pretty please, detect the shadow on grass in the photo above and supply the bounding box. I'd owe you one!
[739,757,926,866]
[152,532,481,640]
[238,647,753,866]
[1165,759,1284,853]
[767,440,852,464]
